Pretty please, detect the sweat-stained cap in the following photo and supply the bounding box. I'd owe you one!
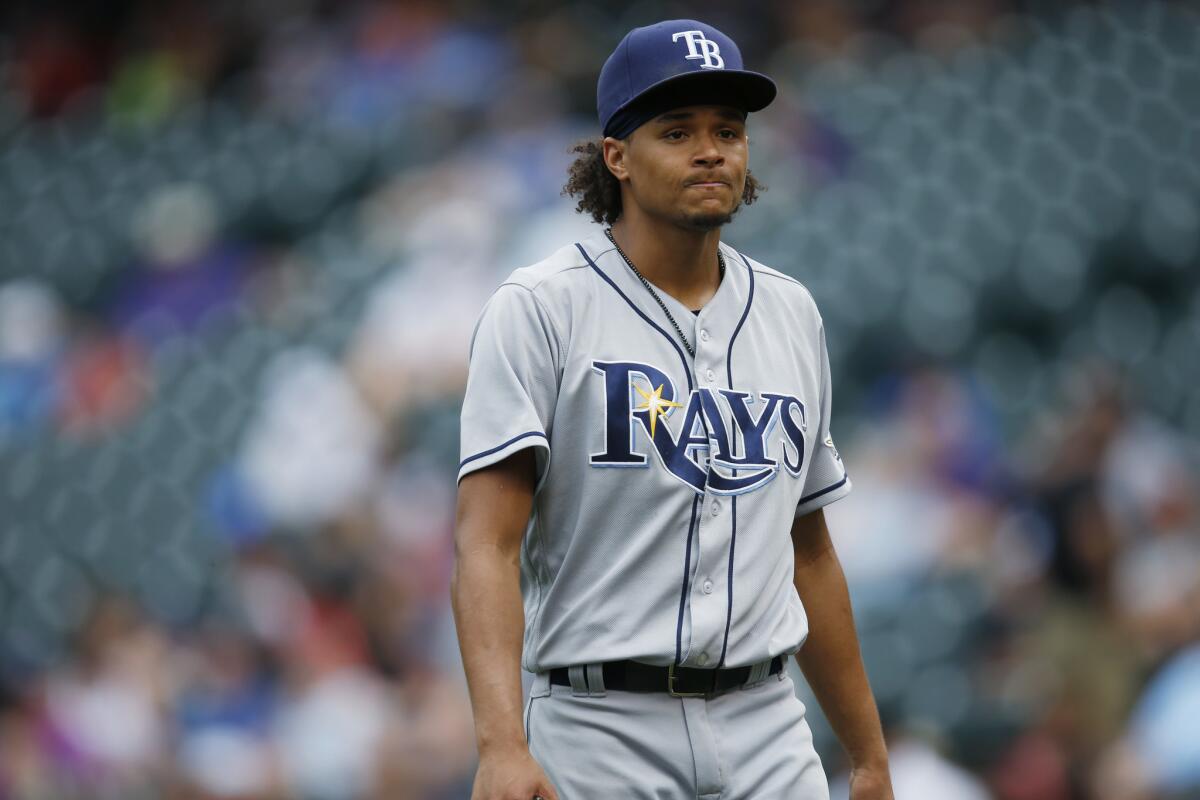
[597,19,777,140]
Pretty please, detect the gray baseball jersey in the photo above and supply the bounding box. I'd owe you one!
[458,229,850,674]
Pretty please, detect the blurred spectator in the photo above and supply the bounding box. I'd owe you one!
[0,2,1198,798]
[39,596,170,793]
[0,280,63,437]
[1126,644,1200,796]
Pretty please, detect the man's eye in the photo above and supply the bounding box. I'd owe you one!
[665,130,685,140]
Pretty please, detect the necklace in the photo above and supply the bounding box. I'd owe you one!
[604,227,724,359]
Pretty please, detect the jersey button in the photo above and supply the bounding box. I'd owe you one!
[700,329,710,342]
[711,499,722,516]
[702,579,714,594]
[697,652,710,666]
[705,368,716,383]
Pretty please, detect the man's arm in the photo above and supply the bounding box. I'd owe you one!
[452,448,558,800]
[791,508,893,800]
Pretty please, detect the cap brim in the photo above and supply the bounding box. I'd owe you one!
[620,68,777,119]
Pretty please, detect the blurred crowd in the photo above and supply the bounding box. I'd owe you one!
[824,363,1200,799]
[1,0,1199,798]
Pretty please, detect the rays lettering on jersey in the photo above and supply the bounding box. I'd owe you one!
[589,360,807,496]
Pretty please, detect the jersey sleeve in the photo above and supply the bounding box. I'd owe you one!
[458,283,559,486]
[795,325,851,517]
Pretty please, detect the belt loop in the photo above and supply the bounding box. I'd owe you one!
[530,670,552,698]
[746,659,770,686]
[568,664,589,696]
[586,663,606,697]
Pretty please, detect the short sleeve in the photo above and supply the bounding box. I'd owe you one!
[458,284,559,485]
[795,325,851,517]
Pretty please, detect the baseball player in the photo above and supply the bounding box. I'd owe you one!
[453,19,893,800]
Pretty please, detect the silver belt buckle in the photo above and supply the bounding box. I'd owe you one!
[668,663,711,698]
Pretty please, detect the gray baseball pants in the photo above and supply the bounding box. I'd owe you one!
[524,664,830,799]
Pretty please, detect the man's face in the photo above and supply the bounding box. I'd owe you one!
[605,104,749,232]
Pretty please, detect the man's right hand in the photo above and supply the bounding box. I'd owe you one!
[471,747,560,800]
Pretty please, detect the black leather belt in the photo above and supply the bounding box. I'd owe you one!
[548,655,785,697]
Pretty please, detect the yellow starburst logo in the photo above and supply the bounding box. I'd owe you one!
[634,382,683,438]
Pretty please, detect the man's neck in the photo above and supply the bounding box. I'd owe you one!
[610,215,723,311]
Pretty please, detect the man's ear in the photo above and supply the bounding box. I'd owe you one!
[602,136,629,182]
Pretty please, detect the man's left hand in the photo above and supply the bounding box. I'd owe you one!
[848,763,894,800]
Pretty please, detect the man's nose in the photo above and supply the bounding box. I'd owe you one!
[693,137,725,165]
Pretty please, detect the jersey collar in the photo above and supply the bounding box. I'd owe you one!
[577,229,752,341]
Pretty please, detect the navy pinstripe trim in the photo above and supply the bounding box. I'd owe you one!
[726,250,755,386]
[717,499,737,668]
[579,240,712,665]
[798,474,849,506]
[674,495,701,666]
[718,249,755,669]
[580,240,705,665]
[574,242,694,392]
[459,431,548,470]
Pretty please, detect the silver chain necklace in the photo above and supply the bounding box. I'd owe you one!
[604,227,724,359]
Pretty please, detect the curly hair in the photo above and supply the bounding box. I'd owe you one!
[562,139,763,226]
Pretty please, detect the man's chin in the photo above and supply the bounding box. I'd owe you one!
[678,207,738,232]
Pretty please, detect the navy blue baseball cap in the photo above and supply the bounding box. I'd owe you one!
[598,20,777,139]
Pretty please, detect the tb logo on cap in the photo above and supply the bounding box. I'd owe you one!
[671,30,724,70]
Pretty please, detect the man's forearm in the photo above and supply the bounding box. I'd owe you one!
[451,543,528,755]
[791,515,889,771]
